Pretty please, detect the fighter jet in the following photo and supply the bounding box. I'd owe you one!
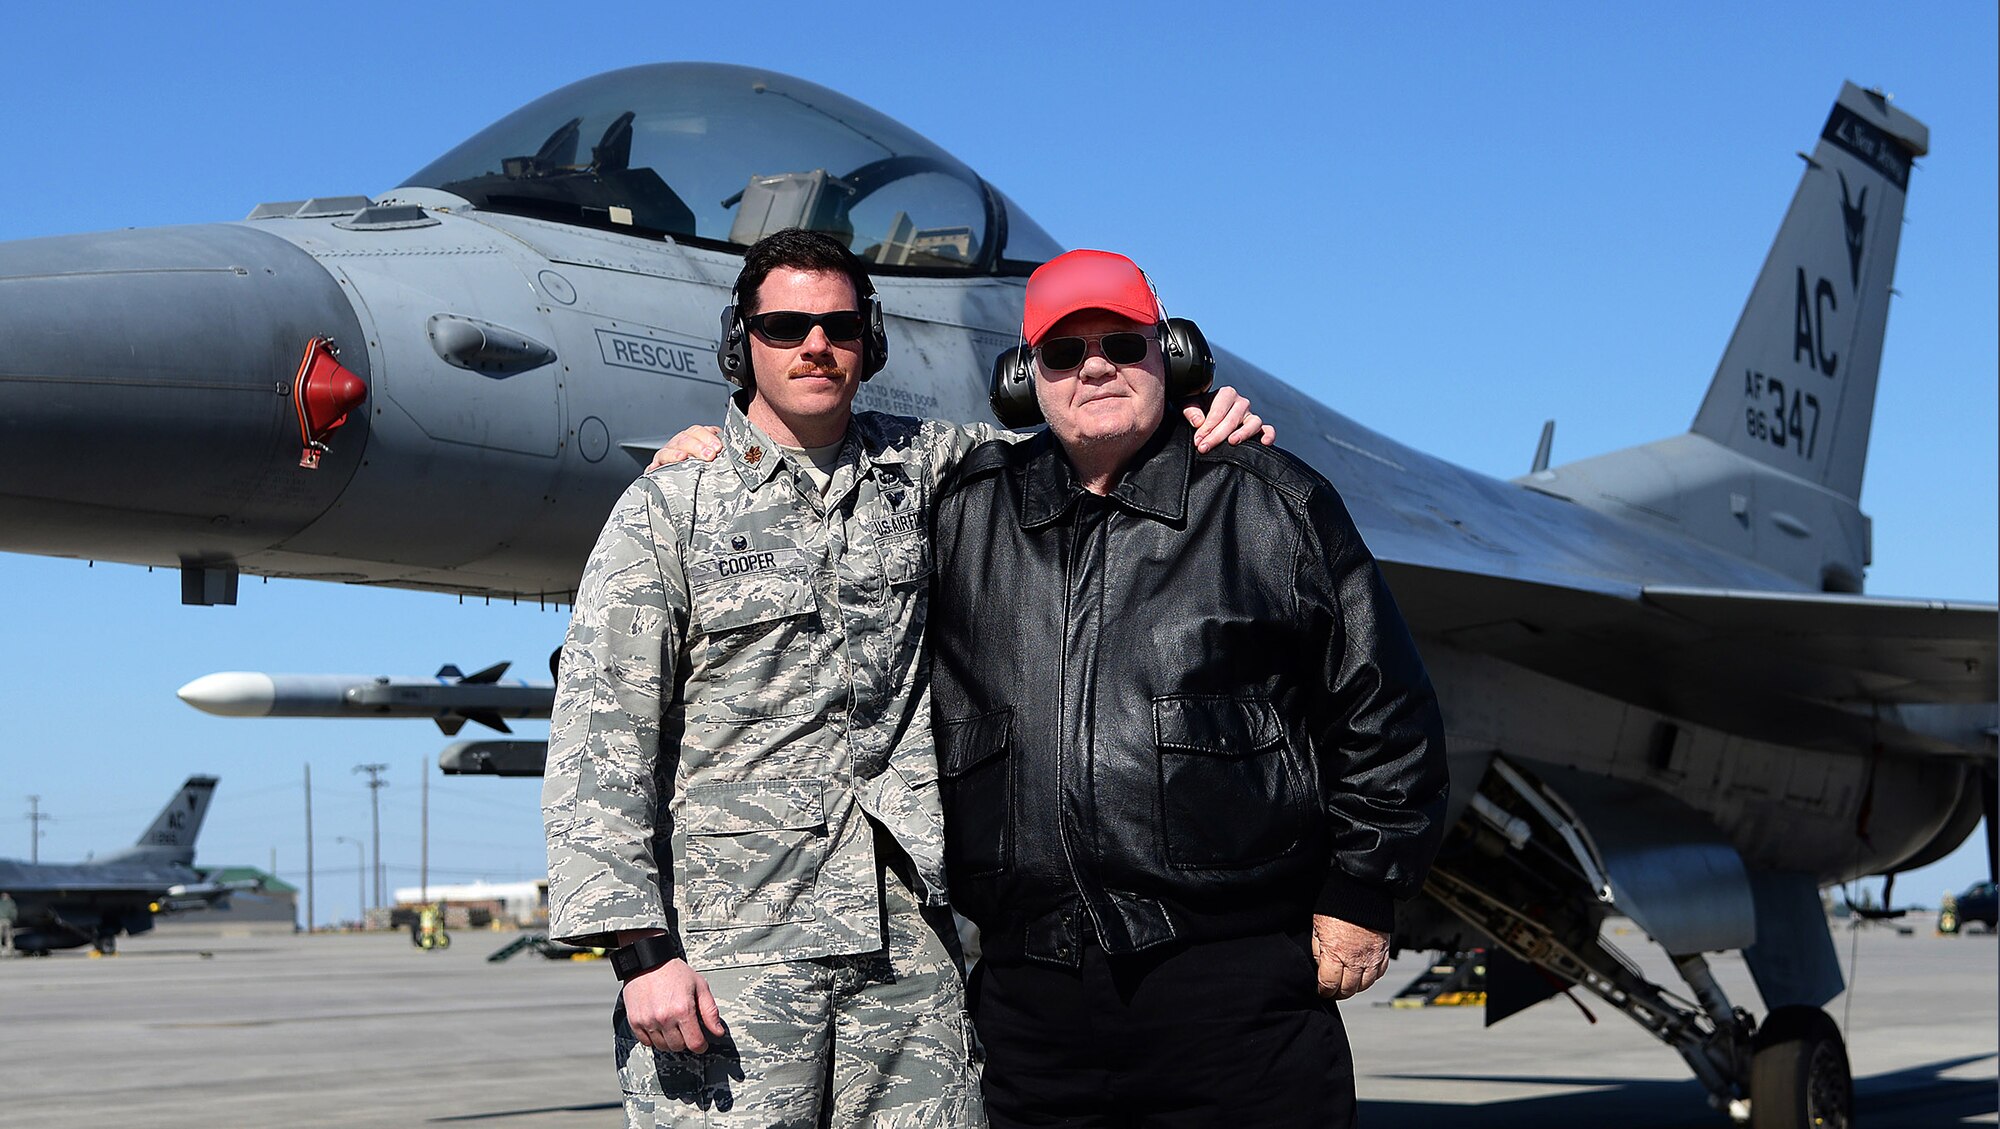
[0,776,238,954]
[0,65,1990,1126]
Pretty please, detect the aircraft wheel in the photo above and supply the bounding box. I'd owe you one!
[436,932,451,950]
[1749,1005,1851,1129]
[93,936,117,955]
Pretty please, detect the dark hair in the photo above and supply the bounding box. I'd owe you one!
[733,228,876,315]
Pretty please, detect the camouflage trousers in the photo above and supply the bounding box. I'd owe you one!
[616,860,983,1128]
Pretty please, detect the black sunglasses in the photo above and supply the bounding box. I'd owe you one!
[1036,331,1154,372]
[745,309,867,344]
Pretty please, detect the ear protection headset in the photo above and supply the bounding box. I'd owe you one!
[988,316,1215,429]
[716,276,889,388]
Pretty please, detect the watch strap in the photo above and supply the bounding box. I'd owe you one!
[611,932,685,981]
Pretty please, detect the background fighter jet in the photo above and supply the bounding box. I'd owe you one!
[0,776,240,954]
[0,18,1992,1129]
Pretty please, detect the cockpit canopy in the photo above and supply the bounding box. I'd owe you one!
[403,63,1062,275]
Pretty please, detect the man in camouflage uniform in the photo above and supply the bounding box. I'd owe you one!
[544,229,1266,1128]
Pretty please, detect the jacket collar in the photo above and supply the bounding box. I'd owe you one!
[1019,415,1191,529]
[723,393,791,491]
[723,392,907,498]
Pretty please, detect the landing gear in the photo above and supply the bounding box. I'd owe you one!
[1420,757,1856,1127]
[1749,1006,1852,1129]
[92,934,117,955]
[1425,866,1758,1118]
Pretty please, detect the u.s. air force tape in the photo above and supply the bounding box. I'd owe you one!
[874,510,922,538]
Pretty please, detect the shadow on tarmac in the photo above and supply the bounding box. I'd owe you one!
[427,1102,622,1122]
[1365,1053,1997,1128]
[417,1056,1997,1127]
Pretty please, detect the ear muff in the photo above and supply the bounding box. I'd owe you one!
[860,296,888,380]
[988,317,1214,428]
[989,344,1040,427]
[1160,317,1214,400]
[716,293,890,388]
[717,304,751,387]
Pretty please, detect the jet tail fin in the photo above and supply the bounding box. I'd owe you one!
[1690,83,1928,502]
[93,775,218,867]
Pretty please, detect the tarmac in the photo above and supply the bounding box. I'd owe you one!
[0,916,1991,1128]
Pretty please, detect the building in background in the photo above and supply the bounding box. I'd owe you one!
[389,879,547,928]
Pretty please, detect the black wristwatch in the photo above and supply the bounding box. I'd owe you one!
[610,933,685,981]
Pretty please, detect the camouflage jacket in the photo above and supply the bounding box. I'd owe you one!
[543,395,1008,968]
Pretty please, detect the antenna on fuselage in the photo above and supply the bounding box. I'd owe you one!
[1530,420,1556,475]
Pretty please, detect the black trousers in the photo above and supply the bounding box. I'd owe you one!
[969,929,1356,1129]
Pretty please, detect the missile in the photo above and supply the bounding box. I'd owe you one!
[177,662,553,735]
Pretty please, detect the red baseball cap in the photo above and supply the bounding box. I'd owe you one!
[1022,249,1162,345]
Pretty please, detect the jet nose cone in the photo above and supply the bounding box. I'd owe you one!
[0,223,370,564]
[177,672,278,717]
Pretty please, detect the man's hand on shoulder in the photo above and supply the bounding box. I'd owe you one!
[1309,913,1391,1000]
[647,425,723,472]
[1184,385,1276,452]
[622,956,728,1052]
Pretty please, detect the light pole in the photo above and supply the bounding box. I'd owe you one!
[334,836,365,926]
[25,795,50,863]
[353,764,388,909]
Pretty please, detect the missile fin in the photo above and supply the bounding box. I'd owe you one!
[466,711,512,734]
[461,662,511,684]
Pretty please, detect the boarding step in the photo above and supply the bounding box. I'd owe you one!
[486,934,540,963]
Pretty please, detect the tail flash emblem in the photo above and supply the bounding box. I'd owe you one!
[1838,170,1868,293]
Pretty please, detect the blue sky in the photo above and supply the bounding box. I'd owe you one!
[1,3,1992,923]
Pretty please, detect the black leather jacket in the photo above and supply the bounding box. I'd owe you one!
[930,418,1447,967]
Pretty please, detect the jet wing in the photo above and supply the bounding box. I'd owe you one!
[0,872,177,897]
[1381,561,1997,757]
[1639,586,1996,703]
[11,879,170,895]
[0,859,190,899]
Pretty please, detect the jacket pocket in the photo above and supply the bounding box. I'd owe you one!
[875,524,931,587]
[870,476,930,586]
[680,778,825,930]
[938,708,1012,879]
[1154,696,1306,869]
[693,573,822,719]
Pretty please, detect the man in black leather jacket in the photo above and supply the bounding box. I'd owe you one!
[931,249,1449,1128]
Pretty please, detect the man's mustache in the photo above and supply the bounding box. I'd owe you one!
[788,363,850,379]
